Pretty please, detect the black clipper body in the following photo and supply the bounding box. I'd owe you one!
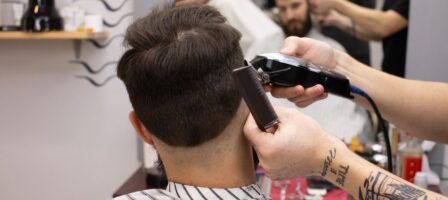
[251,53,353,99]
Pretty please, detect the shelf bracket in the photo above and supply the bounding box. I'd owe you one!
[73,40,83,59]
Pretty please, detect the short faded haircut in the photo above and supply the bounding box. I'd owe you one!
[117,5,244,147]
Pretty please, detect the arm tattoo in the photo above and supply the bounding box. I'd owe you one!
[359,171,430,200]
[321,148,337,177]
[320,148,350,186]
[335,164,349,186]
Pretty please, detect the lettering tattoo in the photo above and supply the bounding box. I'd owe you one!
[321,148,337,177]
[319,148,351,187]
[358,171,429,200]
[335,165,349,186]
[330,168,337,175]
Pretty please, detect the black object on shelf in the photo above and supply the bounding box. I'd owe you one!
[21,0,63,32]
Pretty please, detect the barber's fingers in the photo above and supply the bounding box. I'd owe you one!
[280,37,314,57]
[263,84,272,92]
[287,85,325,106]
[270,85,305,99]
[243,114,270,149]
[243,106,291,148]
[294,93,328,108]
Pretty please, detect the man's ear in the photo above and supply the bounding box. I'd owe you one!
[129,111,155,145]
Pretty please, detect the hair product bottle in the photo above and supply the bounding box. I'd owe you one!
[396,134,423,183]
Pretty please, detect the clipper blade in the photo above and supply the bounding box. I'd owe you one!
[232,66,279,131]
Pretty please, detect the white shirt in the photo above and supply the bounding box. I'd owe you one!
[208,0,285,60]
[114,181,270,200]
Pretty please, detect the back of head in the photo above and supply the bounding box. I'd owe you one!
[117,5,244,147]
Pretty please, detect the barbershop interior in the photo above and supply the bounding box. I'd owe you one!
[1,0,448,199]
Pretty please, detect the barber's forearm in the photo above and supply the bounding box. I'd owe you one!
[320,143,446,200]
[334,50,448,142]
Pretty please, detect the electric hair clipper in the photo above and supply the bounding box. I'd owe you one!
[251,53,353,99]
[232,63,279,132]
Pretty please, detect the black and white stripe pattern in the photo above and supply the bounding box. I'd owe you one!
[114,181,271,200]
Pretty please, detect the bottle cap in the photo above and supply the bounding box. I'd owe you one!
[414,172,428,189]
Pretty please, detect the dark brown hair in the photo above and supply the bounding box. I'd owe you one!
[117,5,244,147]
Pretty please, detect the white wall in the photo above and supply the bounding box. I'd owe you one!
[406,0,448,82]
[135,0,170,17]
[406,0,448,195]
[0,1,144,199]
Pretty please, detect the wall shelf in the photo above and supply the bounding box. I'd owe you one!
[0,31,108,40]
[0,31,109,59]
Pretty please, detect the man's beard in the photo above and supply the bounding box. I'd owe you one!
[282,14,312,37]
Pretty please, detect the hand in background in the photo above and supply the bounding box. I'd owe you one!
[310,0,338,15]
[315,10,350,28]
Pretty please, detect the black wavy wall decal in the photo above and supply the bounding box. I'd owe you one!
[70,60,118,74]
[100,0,131,12]
[73,0,131,12]
[76,75,117,87]
[88,34,124,49]
[69,0,130,88]
[103,12,135,28]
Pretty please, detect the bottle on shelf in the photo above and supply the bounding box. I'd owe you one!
[396,133,423,183]
[21,0,63,32]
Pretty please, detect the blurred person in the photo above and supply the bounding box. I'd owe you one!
[312,0,410,77]
[114,5,269,199]
[274,0,373,141]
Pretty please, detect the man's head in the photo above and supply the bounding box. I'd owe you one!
[117,5,244,147]
[276,0,312,37]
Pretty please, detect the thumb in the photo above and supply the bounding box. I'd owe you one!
[280,37,312,57]
[243,114,269,148]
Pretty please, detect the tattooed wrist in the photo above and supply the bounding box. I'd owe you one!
[320,147,350,187]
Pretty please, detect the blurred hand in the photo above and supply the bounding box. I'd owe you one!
[310,0,337,15]
[244,106,343,180]
[315,10,347,27]
[267,36,337,107]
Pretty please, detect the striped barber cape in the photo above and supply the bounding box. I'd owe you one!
[114,182,271,200]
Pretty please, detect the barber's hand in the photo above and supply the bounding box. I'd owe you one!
[267,36,337,107]
[244,106,345,180]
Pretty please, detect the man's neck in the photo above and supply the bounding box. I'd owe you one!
[155,104,256,188]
